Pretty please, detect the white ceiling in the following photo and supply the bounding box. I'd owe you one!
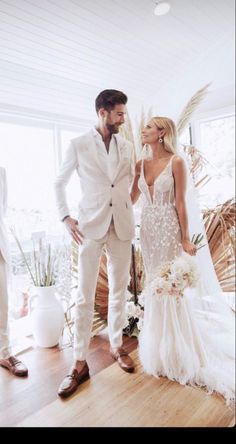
[0,0,235,124]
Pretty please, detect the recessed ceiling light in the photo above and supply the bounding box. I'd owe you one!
[154,2,171,16]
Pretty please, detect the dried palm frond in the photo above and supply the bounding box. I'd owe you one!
[119,110,135,145]
[177,83,211,136]
[135,106,153,159]
[128,245,145,298]
[91,308,107,336]
[203,198,235,292]
[95,254,109,321]
[183,144,211,189]
[119,110,137,171]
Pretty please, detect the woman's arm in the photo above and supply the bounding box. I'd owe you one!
[173,156,196,256]
[130,160,142,204]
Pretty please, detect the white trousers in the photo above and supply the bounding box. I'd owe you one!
[0,251,11,359]
[74,222,132,360]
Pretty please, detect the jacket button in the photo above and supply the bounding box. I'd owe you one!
[111,184,114,187]
[109,203,112,207]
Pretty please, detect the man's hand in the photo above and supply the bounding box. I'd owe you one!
[64,217,84,245]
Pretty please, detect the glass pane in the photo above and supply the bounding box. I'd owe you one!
[198,115,235,208]
[0,121,60,322]
[0,121,60,239]
[179,125,191,146]
[60,129,82,213]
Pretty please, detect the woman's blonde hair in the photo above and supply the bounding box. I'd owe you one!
[152,116,177,154]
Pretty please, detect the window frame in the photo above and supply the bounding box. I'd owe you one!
[0,108,93,172]
[190,106,235,149]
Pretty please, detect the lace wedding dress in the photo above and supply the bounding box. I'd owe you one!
[138,155,235,404]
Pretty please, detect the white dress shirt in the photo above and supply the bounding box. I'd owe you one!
[92,128,119,181]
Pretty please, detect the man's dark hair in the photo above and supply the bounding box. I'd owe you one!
[95,89,128,114]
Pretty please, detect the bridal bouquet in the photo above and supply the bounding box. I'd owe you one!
[153,252,199,298]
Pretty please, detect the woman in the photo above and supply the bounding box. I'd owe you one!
[131,117,235,403]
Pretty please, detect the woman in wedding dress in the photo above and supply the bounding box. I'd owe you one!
[131,116,235,404]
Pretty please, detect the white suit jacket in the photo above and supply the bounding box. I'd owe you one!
[54,129,135,241]
[0,167,10,263]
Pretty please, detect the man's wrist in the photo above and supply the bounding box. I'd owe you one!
[62,215,70,223]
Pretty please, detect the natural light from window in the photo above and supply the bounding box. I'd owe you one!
[197,114,235,209]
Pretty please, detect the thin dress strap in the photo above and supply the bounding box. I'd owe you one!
[141,158,145,177]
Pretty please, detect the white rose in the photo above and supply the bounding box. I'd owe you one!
[126,301,137,317]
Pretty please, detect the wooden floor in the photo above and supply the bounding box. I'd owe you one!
[0,331,137,427]
[0,332,235,428]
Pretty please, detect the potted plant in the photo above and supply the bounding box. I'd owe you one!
[11,231,65,348]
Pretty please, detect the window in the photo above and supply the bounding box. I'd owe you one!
[0,121,58,239]
[193,114,235,208]
[0,119,87,239]
[179,124,191,146]
[0,114,89,327]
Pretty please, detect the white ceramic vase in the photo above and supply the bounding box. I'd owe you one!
[29,286,65,348]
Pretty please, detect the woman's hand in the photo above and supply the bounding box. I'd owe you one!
[182,239,197,256]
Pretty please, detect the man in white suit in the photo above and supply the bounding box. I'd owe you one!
[55,90,135,398]
[0,167,28,376]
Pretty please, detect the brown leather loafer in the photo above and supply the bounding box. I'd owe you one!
[0,356,28,377]
[110,347,135,373]
[58,362,90,399]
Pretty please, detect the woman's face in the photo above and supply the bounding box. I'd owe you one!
[141,120,162,144]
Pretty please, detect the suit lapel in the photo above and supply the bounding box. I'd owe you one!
[112,134,126,182]
[88,130,109,178]
[88,130,127,182]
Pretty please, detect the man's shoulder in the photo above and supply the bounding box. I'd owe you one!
[71,129,93,146]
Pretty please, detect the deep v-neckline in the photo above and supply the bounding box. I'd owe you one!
[142,156,174,204]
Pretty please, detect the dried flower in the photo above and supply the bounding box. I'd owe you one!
[191,233,206,250]
[10,229,59,287]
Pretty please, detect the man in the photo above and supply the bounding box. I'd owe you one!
[55,89,135,398]
[0,166,28,377]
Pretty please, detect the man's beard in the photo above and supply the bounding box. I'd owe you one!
[106,123,121,134]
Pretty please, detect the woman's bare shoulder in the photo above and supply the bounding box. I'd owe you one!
[172,155,185,169]
[135,159,142,174]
